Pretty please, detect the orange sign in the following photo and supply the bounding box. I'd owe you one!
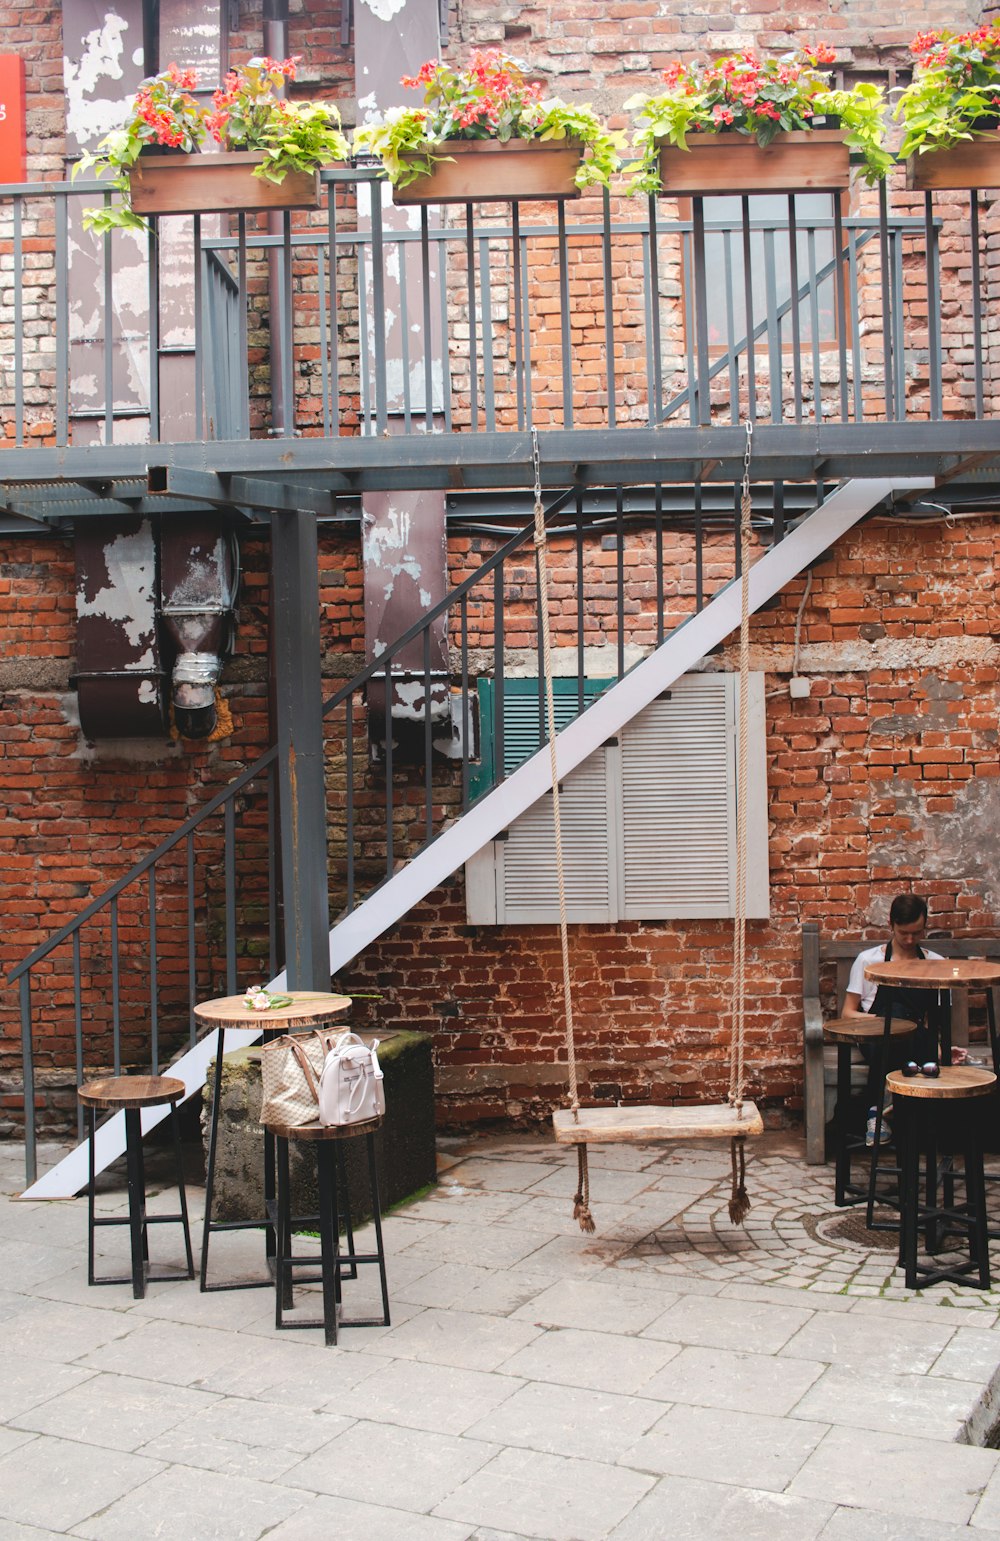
[0,55,25,183]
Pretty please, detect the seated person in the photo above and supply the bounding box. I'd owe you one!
[843,894,944,1139]
[843,892,943,1051]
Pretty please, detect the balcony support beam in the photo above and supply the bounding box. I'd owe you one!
[270,508,331,991]
[0,422,998,509]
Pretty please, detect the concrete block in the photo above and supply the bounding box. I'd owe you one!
[202,1029,436,1225]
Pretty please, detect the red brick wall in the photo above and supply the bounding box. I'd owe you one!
[5,512,996,1134]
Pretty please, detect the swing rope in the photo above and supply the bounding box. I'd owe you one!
[531,430,595,1233]
[536,423,757,1234]
[727,420,754,1225]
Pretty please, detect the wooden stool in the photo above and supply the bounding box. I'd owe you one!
[886,1065,996,1291]
[78,1076,194,1300]
[266,1116,390,1347]
[823,1015,917,1208]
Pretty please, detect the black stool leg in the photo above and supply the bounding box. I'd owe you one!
[316,1145,339,1347]
[834,1043,853,1207]
[965,1141,991,1290]
[866,1007,900,1228]
[898,1101,919,1290]
[169,1101,195,1279]
[87,1106,97,1286]
[123,1107,147,1300]
[264,1123,277,1269]
[135,1116,150,1265]
[200,1025,227,1291]
[275,1136,291,1332]
[336,1144,358,1280]
[366,1130,391,1327]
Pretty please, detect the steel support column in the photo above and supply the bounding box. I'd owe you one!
[270,510,331,989]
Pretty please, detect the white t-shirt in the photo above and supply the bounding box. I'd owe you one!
[846,942,943,1013]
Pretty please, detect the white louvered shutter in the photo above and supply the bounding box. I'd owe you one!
[464,671,768,925]
[495,750,618,923]
[620,675,735,918]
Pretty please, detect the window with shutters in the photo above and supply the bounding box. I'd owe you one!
[465,671,769,924]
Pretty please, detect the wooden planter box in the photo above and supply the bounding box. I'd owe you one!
[657,129,850,197]
[906,132,1000,191]
[129,150,322,216]
[393,137,583,205]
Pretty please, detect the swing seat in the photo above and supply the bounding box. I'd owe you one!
[552,1101,764,1145]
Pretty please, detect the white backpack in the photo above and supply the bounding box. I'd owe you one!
[318,1031,385,1126]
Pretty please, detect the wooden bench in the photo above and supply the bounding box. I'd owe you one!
[802,924,1000,1165]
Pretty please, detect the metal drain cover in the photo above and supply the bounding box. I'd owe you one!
[814,1209,900,1252]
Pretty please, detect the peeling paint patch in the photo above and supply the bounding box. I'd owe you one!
[364,504,412,558]
[76,527,156,653]
[360,0,408,21]
[391,677,449,722]
[64,12,131,147]
[878,775,1000,914]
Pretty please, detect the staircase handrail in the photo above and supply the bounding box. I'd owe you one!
[8,747,276,983]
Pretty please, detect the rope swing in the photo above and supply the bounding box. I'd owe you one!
[536,423,762,1234]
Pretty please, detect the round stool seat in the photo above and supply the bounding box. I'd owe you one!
[824,1016,918,1047]
[886,1065,997,1101]
[264,1116,384,1142]
[78,1074,193,1299]
[79,1075,186,1111]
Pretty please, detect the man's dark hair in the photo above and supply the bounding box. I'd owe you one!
[889,893,928,927]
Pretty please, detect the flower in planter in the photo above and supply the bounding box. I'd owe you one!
[353,49,621,191]
[75,56,350,232]
[896,22,1000,159]
[626,46,891,193]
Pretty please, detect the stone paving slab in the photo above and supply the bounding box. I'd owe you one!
[5,1130,1000,1537]
[787,1426,1000,1526]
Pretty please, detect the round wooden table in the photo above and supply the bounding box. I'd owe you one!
[195,990,351,1292]
[864,957,1000,1067]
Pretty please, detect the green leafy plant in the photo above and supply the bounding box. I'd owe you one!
[75,56,350,233]
[626,46,891,194]
[896,23,1000,158]
[354,49,621,191]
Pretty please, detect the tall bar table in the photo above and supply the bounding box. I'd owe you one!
[863,957,1000,1226]
[196,991,351,1291]
[863,957,1000,1070]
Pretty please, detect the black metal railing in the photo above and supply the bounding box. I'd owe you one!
[0,166,992,448]
[9,473,790,1181]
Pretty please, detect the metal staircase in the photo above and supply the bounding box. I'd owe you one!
[16,474,929,1198]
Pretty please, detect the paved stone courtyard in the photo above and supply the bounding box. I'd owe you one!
[5,1129,1000,1539]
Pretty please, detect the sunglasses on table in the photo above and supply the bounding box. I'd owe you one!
[901,1061,941,1078]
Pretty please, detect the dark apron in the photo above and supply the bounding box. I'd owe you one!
[868,939,936,1061]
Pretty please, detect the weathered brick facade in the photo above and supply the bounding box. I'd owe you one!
[2,511,998,1133]
[1,0,999,1137]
